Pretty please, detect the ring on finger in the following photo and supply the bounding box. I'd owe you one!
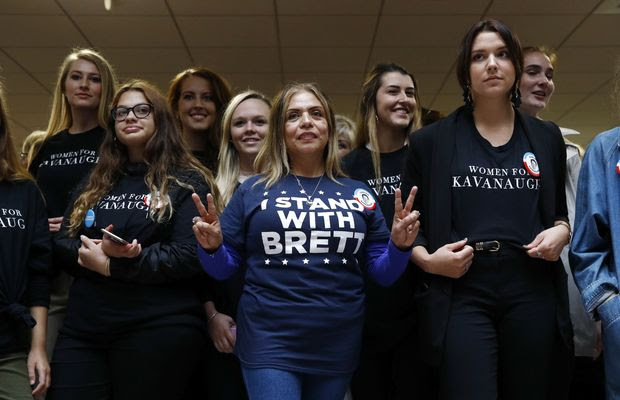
[192,216,200,225]
[536,250,542,258]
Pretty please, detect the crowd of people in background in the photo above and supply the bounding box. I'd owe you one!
[1,17,620,400]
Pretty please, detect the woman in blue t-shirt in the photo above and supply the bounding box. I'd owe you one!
[401,20,572,399]
[192,82,420,400]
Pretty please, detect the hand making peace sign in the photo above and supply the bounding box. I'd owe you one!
[390,187,420,250]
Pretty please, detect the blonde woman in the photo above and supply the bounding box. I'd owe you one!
[206,90,270,400]
[192,82,420,400]
[335,114,355,158]
[342,63,422,400]
[28,48,117,358]
[19,130,45,167]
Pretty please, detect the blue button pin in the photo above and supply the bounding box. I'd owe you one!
[84,209,95,228]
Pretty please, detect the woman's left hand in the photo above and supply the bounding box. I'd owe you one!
[78,235,110,275]
[101,224,142,259]
[27,346,50,397]
[524,224,570,261]
[391,187,420,250]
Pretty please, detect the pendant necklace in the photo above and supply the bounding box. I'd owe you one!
[292,173,324,205]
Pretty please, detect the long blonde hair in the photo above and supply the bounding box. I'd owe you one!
[67,80,221,235]
[355,63,422,188]
[0,82,31,181]
[21,130,46,167]
[43,48,117,141]
[254,82,345,188]
[216,90,271,205]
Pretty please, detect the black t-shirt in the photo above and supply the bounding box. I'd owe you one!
[451,115,544,244]
[342,146,416,351]
[29,127,105,217]
[343,146,407,228]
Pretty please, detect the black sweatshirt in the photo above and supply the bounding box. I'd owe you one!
[0,180,51,356]
[29,127,105,218]
[53,164,211,336]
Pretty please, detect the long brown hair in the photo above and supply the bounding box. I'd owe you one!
[0,82,31,181]
[67,80,221,235]
[254,82,345,188]
[356,63,422,188]
[167,67,232,153]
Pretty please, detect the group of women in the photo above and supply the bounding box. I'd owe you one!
[0,17,617,400]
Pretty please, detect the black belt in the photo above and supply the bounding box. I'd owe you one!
[471,240,524,253]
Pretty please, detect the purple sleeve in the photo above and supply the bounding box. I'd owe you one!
[197,244,243,281]
[365,240,412,287]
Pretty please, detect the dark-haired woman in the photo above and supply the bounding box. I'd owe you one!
[28,48,118,359]
[47,80,220,400]
[401,20,572,399]
[342,63,423,400]
[168,67,232,172]
[0,84,51,400]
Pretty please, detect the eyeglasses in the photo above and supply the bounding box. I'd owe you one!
[111,103,153,122]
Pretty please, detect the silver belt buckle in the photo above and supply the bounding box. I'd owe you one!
[474,240,500,252]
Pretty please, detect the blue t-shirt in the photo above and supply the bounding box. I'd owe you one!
[221,174,390,375]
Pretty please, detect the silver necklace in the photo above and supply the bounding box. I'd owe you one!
[292,173,324,204]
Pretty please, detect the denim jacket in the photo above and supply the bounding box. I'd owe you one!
[571,127,620,314]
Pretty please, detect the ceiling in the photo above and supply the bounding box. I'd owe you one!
[2,0,620,148]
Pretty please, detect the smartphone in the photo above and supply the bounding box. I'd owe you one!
[100,228,129,245]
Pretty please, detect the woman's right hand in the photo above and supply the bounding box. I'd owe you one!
[48,216,63,232]
[191,193,222,251]
[412,239,474,278]
[208,312,237,353]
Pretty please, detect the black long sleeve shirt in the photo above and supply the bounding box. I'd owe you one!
[0,180,51,355]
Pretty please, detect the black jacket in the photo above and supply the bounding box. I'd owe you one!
[401,106,573,366]
[0,180,51,355]
[53,164,211,336]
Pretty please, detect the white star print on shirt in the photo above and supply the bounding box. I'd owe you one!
[265,259,270,265]
[282,259,288,265]
[342,258,348,264]
[303,259,309,264]
[323,258,330,264]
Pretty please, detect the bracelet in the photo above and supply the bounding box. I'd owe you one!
[207,311,218,322]
[554,220,572,242]
[104,258,111,277]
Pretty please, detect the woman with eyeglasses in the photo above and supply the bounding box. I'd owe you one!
[47,80,220,400]
[168,67,232,172]
[28,48,117,360]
